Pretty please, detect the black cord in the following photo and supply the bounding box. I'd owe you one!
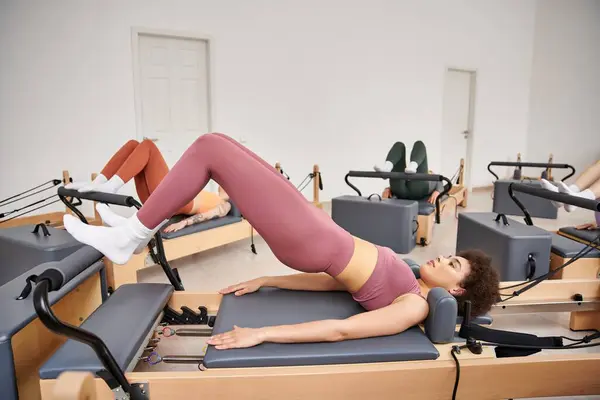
[0,199,61,224]
[450,346,463,400]
[0,179,60,205]
[0,195,60,219]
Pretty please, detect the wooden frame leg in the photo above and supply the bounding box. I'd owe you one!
[106,252,147,290]
[570,310,600,331]
[416,214,433,246]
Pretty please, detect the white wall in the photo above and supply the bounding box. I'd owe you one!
[0,0,537,216]
[526,0,600,179]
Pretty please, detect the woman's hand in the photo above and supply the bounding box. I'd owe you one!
[428,190,440,204]
[207,326,265,350]
[163,220,187,233]
[382,187,392,199]
[575,223,597,230]
[219,277,265,296]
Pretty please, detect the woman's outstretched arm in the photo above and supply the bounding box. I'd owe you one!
[207,294,428,349]
[163,202,232,233]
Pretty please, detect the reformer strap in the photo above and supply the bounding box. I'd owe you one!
[16,269,64,300]
[459,322,563,349]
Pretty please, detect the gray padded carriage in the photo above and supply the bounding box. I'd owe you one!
[203,288,439,368]
[493,179,558,219]
[0,225,85,287]
[161,201,243,240]
[39,283,173,379]
[558,226,600,245]
[551,233,600,258]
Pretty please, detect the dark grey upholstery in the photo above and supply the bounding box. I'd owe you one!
[204,288,439,368]
[161,215,243,240]
[424,288,458,343]
[558,227,600,245]
[332,195,418,254]
[418,201,435,216]
[551,233,600,258]
[161,200,243,240]
[493,179,558,219]
[39,283,173,379]
[0,225,86,287]
[0,247,104,341]
[1,249,104,400]
[456,212,552,281]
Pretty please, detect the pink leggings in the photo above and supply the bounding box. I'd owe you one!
[137,133,354,276]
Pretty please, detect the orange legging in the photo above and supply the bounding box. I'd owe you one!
[99,140,197,214]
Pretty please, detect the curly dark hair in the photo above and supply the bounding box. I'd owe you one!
[454,249,500,317]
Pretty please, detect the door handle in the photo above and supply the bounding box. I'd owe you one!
[144,137,159,142]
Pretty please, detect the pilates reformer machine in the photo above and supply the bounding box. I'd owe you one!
[487,157,576,219]
[57,185,254,292]
[25,185,600,400]
[274,162,324,209]
[0,171,101,229]
[332,160,467,251]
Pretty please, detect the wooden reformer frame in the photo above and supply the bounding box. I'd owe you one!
[274,162,323,209]
[515,152,554,180]
[416,159,468,246]
[0,171,101,229]
[39,277,600,400]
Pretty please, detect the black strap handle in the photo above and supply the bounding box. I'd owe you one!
[367,193,382,201]
[32,223,51,237]
[526,254,536,280]
[494,213,509,226]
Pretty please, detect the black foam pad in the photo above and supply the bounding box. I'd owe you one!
[558,227,600,246]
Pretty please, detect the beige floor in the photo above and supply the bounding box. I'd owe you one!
[136,190,600,399]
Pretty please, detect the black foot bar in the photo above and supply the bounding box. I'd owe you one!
[344,171,452,224]
[33,279,148,399]
[509,182,600,226]
[487,161,575,181]
[57,187,184,291]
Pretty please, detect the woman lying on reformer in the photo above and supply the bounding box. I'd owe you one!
[67,139,231,233]
[541,159,600,230]
[374,141,444,205]
[63,133,499,350]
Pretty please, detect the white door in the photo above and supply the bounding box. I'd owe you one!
[136,33,210,167]
[441,69,475,188]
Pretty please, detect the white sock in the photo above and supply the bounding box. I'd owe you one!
[405,161,419,174]
[96,203,127,227]
[569,184,580,193]
[540,179,562,208]
[80,175,125,193]
[63,213,153,265]
[66,174,107,190]
[557,181,595,212]
[374,161,393,173]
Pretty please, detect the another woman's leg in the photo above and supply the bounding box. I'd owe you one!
[386,142,409,199]
[405,141,432,200]
[556,161,600,212]
[572,161,600,191]
[99,140,140,179]
[64,133,354,271]
[133,140,194,214]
